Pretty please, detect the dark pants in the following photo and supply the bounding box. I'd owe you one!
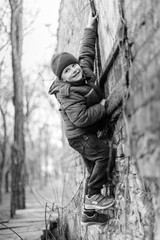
[68,133,111,197]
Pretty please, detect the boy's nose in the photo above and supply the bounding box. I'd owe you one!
[72,67,77,74]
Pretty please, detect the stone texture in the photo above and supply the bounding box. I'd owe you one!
[55,0,160,239]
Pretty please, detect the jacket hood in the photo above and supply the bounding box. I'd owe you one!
[48,77,70,97]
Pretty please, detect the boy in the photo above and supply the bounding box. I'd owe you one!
[49,13,115,226]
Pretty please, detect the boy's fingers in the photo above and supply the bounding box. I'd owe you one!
[93,14,98,21]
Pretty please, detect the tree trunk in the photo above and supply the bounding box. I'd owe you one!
[5,169,10,193]
[0,169,3,204]
[9,0,25,217]
[0,106,7,204]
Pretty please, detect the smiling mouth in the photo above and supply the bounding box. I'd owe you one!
[73,70,81,78]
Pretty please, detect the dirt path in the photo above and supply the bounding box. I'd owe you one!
[0,182,59,240]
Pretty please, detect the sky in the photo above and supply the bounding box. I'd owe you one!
[22,0,62,147]
[23,0,61,71]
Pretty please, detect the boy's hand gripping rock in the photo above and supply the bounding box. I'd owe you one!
[87,11,98,29]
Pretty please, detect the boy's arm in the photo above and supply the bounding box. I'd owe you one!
[61,92,106,128]
[78,14,98,75]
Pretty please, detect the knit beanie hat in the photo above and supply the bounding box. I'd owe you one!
[50,52,79,79]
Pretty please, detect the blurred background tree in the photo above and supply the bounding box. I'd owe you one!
[0,0,62,217]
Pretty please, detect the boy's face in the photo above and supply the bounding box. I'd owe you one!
[61,63,83,83]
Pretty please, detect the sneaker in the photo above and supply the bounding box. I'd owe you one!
[81,212,109,226]
[85,194,115,210]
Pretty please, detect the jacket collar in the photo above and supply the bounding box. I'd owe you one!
[48,77,86,97]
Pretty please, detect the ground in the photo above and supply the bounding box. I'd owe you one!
[0,191,10,221]
[0,179,62,239]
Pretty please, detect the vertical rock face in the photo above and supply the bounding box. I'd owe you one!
[56,0,160,239]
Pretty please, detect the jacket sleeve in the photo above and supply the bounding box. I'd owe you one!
[78,28,97,75]
[60,91,106,128]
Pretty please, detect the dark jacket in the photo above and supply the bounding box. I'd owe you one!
[49,28,106,139]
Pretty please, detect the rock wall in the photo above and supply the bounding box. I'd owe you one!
[55,0,160,239]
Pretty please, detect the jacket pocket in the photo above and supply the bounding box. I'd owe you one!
[82,134,99,154]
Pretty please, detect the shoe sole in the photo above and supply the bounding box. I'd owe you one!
[85,200,115,210]
[81,221,108,227]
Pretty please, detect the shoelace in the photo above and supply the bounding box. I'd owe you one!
[94,194,109,203]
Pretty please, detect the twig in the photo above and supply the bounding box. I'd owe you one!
[27,181,46,209]
[33,184,53,204]
[45,202,48,240]
[0,220,9,224]
[0,223,24,240]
